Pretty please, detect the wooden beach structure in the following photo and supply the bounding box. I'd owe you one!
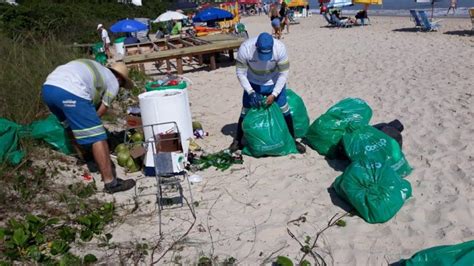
[122,34,245,75]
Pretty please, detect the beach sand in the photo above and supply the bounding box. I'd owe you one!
[84,15,473,265]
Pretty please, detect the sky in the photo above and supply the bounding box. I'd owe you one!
[307,0,474,9]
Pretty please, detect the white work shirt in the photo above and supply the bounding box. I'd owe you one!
[235,36,289,97]
[100,28,111,44]
[44,59,119,107]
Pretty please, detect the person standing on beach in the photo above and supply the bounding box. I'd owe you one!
[446,0,457,15]
[279,2,290,34]
[229,32,306,154]
[41,59,136,194]
[270,4,282,39]
[97,24,112,58]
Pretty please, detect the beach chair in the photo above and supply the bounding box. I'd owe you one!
[409,10,422,29]
[469,8,474,31]
[418,10,441,31]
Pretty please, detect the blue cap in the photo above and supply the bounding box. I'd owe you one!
[256,32,273,61]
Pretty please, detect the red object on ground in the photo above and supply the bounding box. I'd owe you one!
[168,79,179,86]
[82,172,93,181]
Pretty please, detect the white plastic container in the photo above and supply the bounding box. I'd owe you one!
[138,90,193,155]
[114,40,125,57]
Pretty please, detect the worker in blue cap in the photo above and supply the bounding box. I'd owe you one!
[229,32,306,154]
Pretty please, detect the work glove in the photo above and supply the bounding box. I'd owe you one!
[249,92,263,108]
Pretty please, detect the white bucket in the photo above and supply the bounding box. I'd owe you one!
[114,41,125,57]
[138,90,193,155]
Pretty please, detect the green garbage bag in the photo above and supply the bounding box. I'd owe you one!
[30,115,73,155]
[242,103,297,157]
[286,89,309,138]
[0,119,26,165]
[333,160,412,223]
[304,98,372,158]
[343,125,412,178]
[402,240,474,266]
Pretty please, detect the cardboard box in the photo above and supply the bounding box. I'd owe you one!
[155,133,183,153]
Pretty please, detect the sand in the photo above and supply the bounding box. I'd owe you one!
[84,15,473,265]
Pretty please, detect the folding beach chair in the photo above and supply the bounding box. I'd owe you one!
[409,10,422,29]
[418,10,441,31]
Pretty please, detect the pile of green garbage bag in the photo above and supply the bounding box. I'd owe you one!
[401,240,474,266]
[0,115,73,165]
[304,98,372,158]
[333,160,412,223]
[242,103,297,157]
[343,126,412,178]
[286,89,310,138]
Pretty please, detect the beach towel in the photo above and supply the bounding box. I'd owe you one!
[242,103,297,157]
[304,98,372,158]
[343,125,412,178]
[333,160,412,223]
[286,89,309,138]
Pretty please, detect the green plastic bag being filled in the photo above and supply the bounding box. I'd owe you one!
[30,115,73,155]
[242,103,297,157]
[286,89,310,138]
[333,160,412,223]
[304,98,372,158]
[0,119,26,165]
[402,240,474,266]
[343,125,412,178]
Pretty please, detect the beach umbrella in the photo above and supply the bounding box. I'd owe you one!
[110,19,148,33]
[327,0,353,8]
[193,7,234,23]
[154,11,187,23]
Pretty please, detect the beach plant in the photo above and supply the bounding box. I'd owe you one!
[0,214,96,264]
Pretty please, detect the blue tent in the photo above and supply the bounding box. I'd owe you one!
[193,7,233,23]
[110,19,148,33]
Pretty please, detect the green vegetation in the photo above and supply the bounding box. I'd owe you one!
[0,1,171,43]
[0,161,116,264]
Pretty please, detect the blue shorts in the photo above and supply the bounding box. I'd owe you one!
[41,85,107,145]
[271,18,281,28]
[241,83,290,116]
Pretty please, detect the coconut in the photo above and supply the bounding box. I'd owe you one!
[117,150,131,167]
[131,132,144,143]
[126,157,140,172]
[114,143,128,154]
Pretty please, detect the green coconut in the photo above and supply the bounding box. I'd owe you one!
[117,150,131,167]
[126,157,140,172]
[131,132,144,143]
[114,143,128,154]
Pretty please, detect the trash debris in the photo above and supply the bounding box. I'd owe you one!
[191,150,243,171]
[188,174,203,183]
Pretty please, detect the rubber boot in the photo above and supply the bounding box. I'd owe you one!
[229,116,244,152]
[284,114,306,154]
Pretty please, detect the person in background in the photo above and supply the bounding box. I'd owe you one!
[446,0,457,15]
[229,32,306,154]
[97,24,112,58]
[171,20,183,35]
[41,59,136,194]
[270,4,282,39]
[279,2,290,34]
